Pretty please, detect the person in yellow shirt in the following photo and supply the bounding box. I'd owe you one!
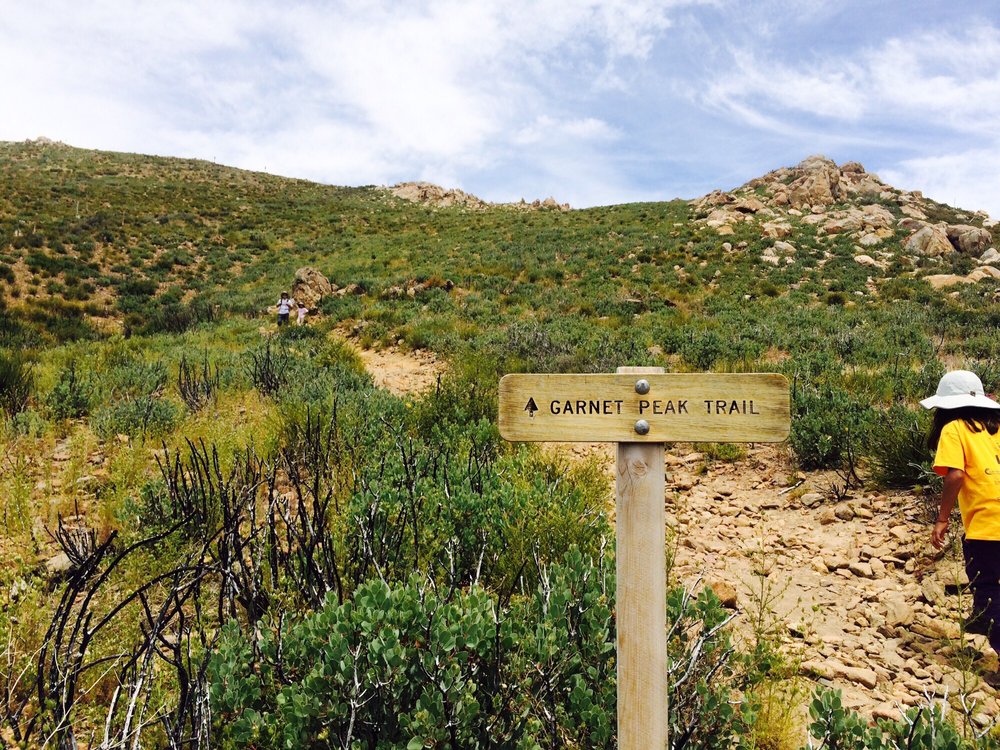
[923,370,1000,680]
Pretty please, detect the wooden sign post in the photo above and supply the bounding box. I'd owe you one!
[499,369,790,750]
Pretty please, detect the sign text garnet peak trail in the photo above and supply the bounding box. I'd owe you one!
[499,372,790,443]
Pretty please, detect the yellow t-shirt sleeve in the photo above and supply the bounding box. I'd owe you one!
[933,421,965,476]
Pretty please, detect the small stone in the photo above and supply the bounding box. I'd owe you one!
[884,597,914,627]
[825,555,850,571]
[706,580,738,609]
[889,525,910,543]
[872,702,902,721]
[45,553,72,578]
[849,562,873,578]
[800,492,824,508]
[788,621,809,637]
[834,504,856,521]
[920,578,946,606]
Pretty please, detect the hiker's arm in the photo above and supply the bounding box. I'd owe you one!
[931,468,964,549]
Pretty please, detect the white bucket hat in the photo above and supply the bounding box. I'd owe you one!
[920,370,1000,410]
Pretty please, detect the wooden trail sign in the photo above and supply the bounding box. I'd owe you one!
[499,372,790,443]
[499,369,790,750]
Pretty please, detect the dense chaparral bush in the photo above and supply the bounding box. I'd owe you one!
[208,549,761,750]
[45,359,95,420]
[865,404,933,489]
[789,382,873,471]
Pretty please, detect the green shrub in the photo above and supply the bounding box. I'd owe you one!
[864,404,932,488]
[790,383,873,470]
[105,357,168,399]
[45,361,95,420]
[91,395,179,439]
[8,408,47,437]
[680,329,726,370]
[209,548,753,750]
[803,687,997,749]
[0,350,33,417]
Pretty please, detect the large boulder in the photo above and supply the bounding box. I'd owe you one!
[905,225,955,257]
[968,266,1000,282]
[292,266,334,309]
[787,155,842,208]
[732,196,765,213]
[821,210,864,234]
[945,224,992,255]
[980,248,1000,265]
[924,274,973,289]
[861,204,895,230]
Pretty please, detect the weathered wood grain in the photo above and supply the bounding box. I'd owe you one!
[615,366,667,750]
[499,372,790,443]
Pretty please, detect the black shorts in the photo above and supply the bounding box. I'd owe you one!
[278,313,290,325]
[962,539,1000,638]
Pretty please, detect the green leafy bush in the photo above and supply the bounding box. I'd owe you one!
[45,361,95,420]
[104,357,169,400]
[790,383,873,470]
[803,687,997,749]
[209,548,755,750]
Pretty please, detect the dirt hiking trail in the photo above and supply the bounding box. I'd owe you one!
[356,346,445,396]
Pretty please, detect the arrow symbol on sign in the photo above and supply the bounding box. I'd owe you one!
[524,397,539,418]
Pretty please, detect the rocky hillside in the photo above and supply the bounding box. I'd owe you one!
[691,155,998,289]
[4,142,1000,742]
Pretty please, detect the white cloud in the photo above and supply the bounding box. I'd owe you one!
[7,0,998,212]
[704,26,1000,134]
[0,0,701,202]
[513,115,619,145]
[880,148,1000,219]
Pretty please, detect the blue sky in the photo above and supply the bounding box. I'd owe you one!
[3,0,1000,215]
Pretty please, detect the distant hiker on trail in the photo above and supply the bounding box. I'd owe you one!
[296,302,307,326]
[923,370,1000,685]
[276,291,295,326]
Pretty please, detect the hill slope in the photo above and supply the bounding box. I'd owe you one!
[3,141,1000,743]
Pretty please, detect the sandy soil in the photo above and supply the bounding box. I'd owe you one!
[355,346,445,396]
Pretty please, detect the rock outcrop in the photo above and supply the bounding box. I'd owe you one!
[389,182,569,212]
[291,266,334,308]
[905,225,955,257]
[690,155,996,290]
[390,182,492,210]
